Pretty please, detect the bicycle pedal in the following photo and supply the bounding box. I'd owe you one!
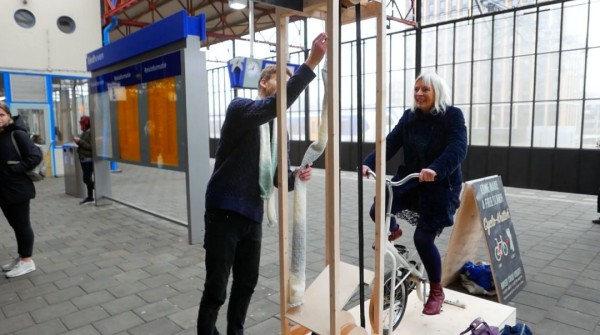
[394,244,410,256]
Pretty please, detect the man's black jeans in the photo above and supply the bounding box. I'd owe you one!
[197,209,262,335]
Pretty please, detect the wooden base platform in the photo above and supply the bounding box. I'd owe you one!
[349,288,516,334]
[286,262,374,335]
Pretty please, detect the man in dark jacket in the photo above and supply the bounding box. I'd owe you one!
[197,32,327,335]
[0,102,43,278]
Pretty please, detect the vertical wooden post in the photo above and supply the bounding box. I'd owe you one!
[326,1,341,334]
[372,1,388,333]
[276,8,291,335]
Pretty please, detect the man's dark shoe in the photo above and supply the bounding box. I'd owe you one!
[593,217,600,224]
[79,197,94,205]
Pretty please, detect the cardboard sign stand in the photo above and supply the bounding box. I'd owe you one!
[443,176,527,305]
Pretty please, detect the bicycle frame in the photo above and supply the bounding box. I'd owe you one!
[368,170,428,331]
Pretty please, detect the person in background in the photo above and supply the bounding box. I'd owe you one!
[0,102,42,278]
[593,188,600,224]
[73,116,94,205]
[362,72,467,315]
[197,32,328,335]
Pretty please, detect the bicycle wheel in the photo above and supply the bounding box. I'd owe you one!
[369,270,408,335]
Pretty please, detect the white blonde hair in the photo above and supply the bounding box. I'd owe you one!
[411,72,452,115]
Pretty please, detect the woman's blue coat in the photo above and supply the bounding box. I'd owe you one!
[363,106,468,231]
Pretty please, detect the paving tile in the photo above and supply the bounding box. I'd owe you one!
[2,296,47,318]
[30,300,78,323]
[13,318,68,335]
[133,300,181,322]
[127,317,183,335]
[101,295,147,316]
[61,306,110,330]
[92,311,145,335]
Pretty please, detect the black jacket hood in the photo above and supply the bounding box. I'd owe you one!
[5,115,29,133]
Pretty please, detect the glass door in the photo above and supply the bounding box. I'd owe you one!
[10,103,51,156]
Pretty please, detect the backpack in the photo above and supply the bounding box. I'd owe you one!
[10,132,47,182]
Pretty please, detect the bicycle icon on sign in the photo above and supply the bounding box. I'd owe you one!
[494,229,515,262]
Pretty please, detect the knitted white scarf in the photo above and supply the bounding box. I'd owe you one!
[289,65,328,307]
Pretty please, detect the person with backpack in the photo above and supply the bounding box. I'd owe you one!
[0,102,43,278]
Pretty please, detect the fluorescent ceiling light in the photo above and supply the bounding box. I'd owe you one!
[229,0,247,10]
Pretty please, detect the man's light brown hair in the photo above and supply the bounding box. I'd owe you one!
[258,65,293,97]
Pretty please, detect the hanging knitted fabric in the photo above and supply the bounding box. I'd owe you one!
[259,119,279,228]
[289,65,328,307]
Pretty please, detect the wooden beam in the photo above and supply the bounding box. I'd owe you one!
[276,10,291,335]
[371,1,387,334]
[325,1,341,334]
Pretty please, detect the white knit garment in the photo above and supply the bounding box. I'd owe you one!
[289,66,328,307]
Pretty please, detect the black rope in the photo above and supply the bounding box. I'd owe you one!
[354,2,366,328]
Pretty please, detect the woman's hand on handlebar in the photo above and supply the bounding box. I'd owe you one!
[361,165,372,178]
[419,168,437,182]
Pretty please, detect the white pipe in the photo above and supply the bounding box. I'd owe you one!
[249,0,254,58]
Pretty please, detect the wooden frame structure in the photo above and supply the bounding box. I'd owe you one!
[269,1,388,334]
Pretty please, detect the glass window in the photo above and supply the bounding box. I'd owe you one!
[512,55,534,102]
[535,53,559,101]
[473,18,493,61]
[560,50,585,100]
[586,48,600,99]
[471,104,490,145]
[57,16,76,34]
[537,4,561,53]
[493,13,514,59]
[472,60,491,103]
[405,32,416,70]
[456,104,471,144]
[514,10,536,56]
[405,68,416,104]
[363,38,377,74]
[438,25,454,65]
[364,73,377,110]
[437,65,453,94]
[533,102,556,147]
[390,70,405,110]
[422,28,437,67]
[556,100,582,148]
[491,103,511,146]
[562,0,588,50]
[582,99,600,149]
[454,63,472,104]
[390,34,406,70]
[590,1,600,47]
[511,102,533,147]
[492,58,512,103]
[52,79,89,147]
[14,9,35,28]
[455,21,472,63]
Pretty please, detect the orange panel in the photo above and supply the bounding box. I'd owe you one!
[147,77,178,167]
[117,86,141,162]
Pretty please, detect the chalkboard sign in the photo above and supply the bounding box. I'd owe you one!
[471,176,527,303]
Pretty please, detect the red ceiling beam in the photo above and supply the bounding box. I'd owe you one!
[104,0,143,23]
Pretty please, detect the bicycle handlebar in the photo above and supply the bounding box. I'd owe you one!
[366,169,420,186]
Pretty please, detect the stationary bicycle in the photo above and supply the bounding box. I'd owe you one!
[366,170,428,335]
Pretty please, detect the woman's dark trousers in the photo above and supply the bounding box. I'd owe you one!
[1,200,34,258]
[197,209,262,335]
